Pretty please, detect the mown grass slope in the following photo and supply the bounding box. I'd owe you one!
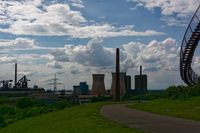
[0,102,143,133]
[128,97,200,121]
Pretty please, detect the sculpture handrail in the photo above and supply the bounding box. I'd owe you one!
[180,4,200,85]
[181,5,200,53]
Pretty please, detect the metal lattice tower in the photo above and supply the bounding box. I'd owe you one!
[48,74,62,93]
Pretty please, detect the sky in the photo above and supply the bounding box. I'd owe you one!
[0,0,199,90]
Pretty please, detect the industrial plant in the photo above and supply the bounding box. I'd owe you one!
[0,48,148,103]
[0,63,44,95]
[71,48,148,103]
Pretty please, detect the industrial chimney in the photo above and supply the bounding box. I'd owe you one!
[140,65,142,75]
[115,48,120,101]
[15,63,17,87]
[91,74,106,96]
[110,72,126,97]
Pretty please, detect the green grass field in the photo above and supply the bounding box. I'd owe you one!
[0,102,143,133]
[128,97,200,121]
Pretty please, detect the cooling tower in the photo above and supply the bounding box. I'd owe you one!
[110,72,126,97]
[91,74,106,96]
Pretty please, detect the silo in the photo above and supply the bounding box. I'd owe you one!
[91,74,106,96]
[110,72,126,97]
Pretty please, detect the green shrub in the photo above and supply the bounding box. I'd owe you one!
[124,91,164,101]
[0,114,5,127]
[55,100,72,110]
[0,105,18,116]
[0,97,75,129]
[164,82,200,100]
[16,97,34,109]
[0,97,7,105]
[91,96,111,102]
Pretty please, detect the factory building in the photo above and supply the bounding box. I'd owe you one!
[135,66,147,93]
[73,85,80,96]
[110,72,126,97]
[125,75,131,93]
[91,74,106,96]
[79,82,89,95]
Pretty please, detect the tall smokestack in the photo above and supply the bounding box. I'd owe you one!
[115,48,120,101]
[140,65,142,75]
[15,63,17,87]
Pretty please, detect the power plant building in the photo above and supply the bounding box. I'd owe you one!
[91,74,106,96]
[79,82,89,95]
[73,85,80,96]
[125,75,131,92]
[135,66,147,93]
[110,72,126,97]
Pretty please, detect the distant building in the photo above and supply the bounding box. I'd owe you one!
[110,72,126,97]
[135,66,147,93]
[125,75,131,93]
[79,82,89,95]
[73,85,80,96]
[91,74,106,96]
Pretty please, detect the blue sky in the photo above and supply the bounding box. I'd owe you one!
[0,0,199,90]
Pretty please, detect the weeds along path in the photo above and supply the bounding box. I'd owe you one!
[101,104,200,133]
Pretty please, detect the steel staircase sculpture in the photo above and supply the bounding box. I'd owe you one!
[180,5,200,85]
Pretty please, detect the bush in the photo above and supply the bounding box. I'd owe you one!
[55,100,72,110]
[164,83,200,100]
[23,107,41,118]
[91,96,111,102]
[0,97,7,105]
[16,97,34,109]
[0,97,75,129]
[123,91,164,101]
[0,114,5,127]
[0,105,18,116]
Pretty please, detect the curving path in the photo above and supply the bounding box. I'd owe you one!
[101,104,200,133]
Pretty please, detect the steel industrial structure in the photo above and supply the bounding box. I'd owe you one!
[180,5,200,85]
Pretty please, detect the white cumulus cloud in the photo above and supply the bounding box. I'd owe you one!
[0,38,38,50]
[49,38,180,73]
[0,0,165,38]
[128,0,199,26]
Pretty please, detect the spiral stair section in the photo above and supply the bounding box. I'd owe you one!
[180,5,200,85]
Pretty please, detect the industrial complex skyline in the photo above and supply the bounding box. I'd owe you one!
[0,0,199,90]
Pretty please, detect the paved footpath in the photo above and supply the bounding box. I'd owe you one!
[101,104,200,133]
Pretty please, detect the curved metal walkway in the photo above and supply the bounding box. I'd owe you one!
[180,5,200,85]
[101,104,200,133]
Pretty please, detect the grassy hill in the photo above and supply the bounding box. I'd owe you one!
[128,96,200,121]
[0,102,143,133]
